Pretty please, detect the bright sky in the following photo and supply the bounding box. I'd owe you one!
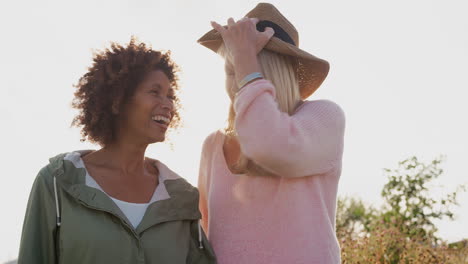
[1,0,467,262]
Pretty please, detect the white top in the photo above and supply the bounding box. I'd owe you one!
[64,151,171,229]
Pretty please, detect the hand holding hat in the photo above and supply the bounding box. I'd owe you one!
[210,17,274,60]
[199,3,330,98]
[211,17,274,84]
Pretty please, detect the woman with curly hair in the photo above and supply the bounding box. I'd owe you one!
[17,38,217,264]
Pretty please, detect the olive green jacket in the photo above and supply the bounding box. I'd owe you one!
[18,152,217,264]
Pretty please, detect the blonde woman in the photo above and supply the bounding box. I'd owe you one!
[197,3,345,264]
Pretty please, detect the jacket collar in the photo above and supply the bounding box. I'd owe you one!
[48,151,201,235]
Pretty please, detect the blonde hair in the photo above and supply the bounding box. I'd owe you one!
[218,45,302,176]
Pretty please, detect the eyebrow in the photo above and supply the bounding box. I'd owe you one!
[151,84,174,94]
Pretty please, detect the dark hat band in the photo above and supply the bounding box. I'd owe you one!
[256,20,296,46]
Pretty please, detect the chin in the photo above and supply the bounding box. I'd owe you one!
[148,135,166,144]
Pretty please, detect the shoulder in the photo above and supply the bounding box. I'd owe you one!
[296,100,345,124]
[35,150,94,189]
[36,152,71,181]
[201,130,223,153]
[156,160,200,198]
[299,99,344,115]
[47,150,94,173]
[29,152,70,196]
[155,160,196,191]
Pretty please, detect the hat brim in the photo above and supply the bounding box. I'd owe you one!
[198,29,329,99]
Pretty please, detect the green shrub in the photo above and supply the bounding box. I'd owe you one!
[340,226,467,263]
[337,156,467,263]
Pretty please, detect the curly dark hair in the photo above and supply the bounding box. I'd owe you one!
[72,37,181,146]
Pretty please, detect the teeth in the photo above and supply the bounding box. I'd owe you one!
[152,115,170,125]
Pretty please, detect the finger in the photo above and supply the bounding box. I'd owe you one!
[211,21,226,35]
[239,17,250,24]
[227,17,236,27]
[257,27,275,53]
[263,27,275,38]
[250,17,260,25]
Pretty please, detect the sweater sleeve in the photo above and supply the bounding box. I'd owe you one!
[234,79,346,177]
[18,167,58,264]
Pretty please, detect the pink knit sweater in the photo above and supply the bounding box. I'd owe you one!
[198,79,345,264]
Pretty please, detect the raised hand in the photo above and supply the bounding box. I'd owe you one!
[211,17,274,85]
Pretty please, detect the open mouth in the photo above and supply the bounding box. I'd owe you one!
[152,115,171,127]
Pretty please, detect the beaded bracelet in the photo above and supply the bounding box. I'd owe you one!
[238,72,264,89]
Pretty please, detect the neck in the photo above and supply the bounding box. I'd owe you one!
[91,140,150,176]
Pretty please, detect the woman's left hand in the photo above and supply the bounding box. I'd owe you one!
[211,18,274,83]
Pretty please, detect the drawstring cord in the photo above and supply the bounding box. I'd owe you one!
[53,176,61,227]
[53,176,61,264]
[198,220,204,249]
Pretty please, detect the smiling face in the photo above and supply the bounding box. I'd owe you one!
[116,70,175,145]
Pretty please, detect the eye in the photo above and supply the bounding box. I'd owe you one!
[167,95,176,101]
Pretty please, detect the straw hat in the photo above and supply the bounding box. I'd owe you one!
[197,3,329,99]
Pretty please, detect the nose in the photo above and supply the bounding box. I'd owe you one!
[161,97,174,112]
